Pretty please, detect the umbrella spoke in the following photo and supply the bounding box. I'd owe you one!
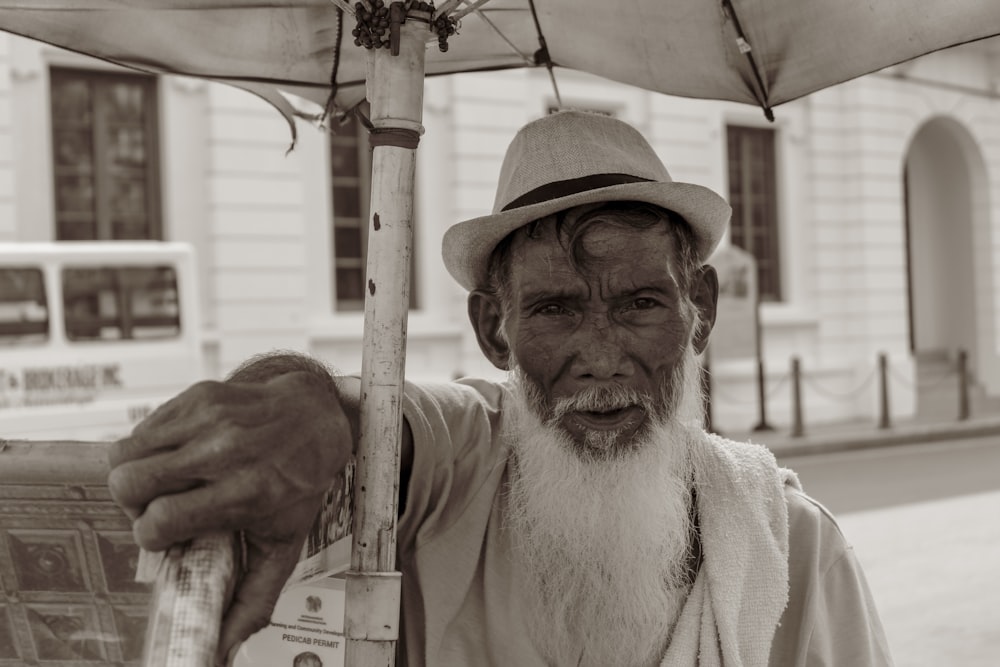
[451,0,493,22]
[470,4,535,65]
[330,0,357,16]
[433,0,464,20]
[721,0,774,121]
[526,0,561,105]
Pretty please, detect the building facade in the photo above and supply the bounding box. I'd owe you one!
[2,33,999,433]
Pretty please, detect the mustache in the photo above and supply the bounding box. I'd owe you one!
[550,384,655,421]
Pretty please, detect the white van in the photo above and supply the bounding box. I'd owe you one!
[0,242,203,441]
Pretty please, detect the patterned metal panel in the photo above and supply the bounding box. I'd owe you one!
[0,480,150,666]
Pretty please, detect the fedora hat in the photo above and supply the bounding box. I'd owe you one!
[441,110,732,292]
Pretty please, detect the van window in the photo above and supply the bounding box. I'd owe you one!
[0,267,49,344]
[63,265,181,341]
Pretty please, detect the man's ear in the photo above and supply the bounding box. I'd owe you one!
[468,290,511,371]
[690,265,719,355]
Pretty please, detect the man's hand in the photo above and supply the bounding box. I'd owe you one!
[107,369,353,663]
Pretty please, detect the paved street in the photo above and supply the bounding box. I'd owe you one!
[777,434,1000,514]
[779,436,1000,666]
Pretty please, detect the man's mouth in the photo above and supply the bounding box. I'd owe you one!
[567,405,645,431]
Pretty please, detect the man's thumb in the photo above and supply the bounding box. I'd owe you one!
[215,542,300,666]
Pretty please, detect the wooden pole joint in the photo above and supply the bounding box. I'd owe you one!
[344,571,402,641]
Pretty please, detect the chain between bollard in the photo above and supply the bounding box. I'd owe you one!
[710,372,790,405]
[801,365,877,402]
[789,356,888,437]
[887,364,956,390]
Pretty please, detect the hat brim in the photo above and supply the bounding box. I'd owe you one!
[442,181,732,292]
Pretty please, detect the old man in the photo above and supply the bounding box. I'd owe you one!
[108,111,892,666]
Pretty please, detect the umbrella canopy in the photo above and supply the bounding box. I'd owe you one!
[0,0,999,121]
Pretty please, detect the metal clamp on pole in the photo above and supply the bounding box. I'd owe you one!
[344,570,403,641]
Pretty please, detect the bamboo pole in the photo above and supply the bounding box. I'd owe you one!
[345,16,428,667]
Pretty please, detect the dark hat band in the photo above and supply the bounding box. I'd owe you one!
[500,173,654,211]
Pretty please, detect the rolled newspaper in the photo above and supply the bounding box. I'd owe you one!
[137,533,239,667]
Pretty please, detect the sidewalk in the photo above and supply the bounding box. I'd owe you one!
[722,415,1000,666]
[719,412,1000,457]
[837,489,1000,667]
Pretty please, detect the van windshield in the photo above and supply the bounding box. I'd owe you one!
[63,265,181,341]
[0,267,49,344]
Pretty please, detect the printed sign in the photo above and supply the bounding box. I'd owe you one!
[709,246,758,361]
[234,577,346,667]
[233,460,356,666]
[0,363,122,409]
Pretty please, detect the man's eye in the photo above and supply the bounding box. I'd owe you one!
[536,303,569,316]
[628,298,658,310]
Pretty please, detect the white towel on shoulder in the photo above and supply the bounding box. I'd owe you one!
[662,430,799,666]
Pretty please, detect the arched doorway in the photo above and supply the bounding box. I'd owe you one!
[903,116,995,416]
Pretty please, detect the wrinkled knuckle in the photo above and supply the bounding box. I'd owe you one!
[135,497,178,549]
[106,465,129,501]
[202,398,229,422]
[198,408,245,453]
[191,378,223,395]
[141,496,174,529]
[107,464,143,507]
[196,422,239,464]
[189,379,230,406]
[122,419,155,450]
[253,472,284,510]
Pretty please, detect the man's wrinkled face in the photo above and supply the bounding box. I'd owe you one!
[501,218,698,457]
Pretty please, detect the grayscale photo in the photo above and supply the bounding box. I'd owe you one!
[1,2,999,666]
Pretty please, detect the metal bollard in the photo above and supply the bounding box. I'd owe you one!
[878,352,891,429]
[790,357,804,437]
[958,348,970,421]
[752,359,774,432]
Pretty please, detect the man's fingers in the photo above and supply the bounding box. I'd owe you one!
[215,539,303,665]
[107,449,203,520]
[131,468,312,551]
[132,479,246,550]
[109,433,166,471]
[109,380,247,468]
[108,421,250,518]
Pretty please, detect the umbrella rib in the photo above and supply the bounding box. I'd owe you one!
[526,0,561,106]
[434,0,464,20]
[721,0,774,121]
[329,0,356,16]
[451,0,493,22]
[471,4,534,65]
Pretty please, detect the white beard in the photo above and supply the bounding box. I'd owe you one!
[504,348,704,667]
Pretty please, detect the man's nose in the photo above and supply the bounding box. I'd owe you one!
[567,315,634,381]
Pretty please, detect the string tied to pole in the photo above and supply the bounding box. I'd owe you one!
[369,126,421,149]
